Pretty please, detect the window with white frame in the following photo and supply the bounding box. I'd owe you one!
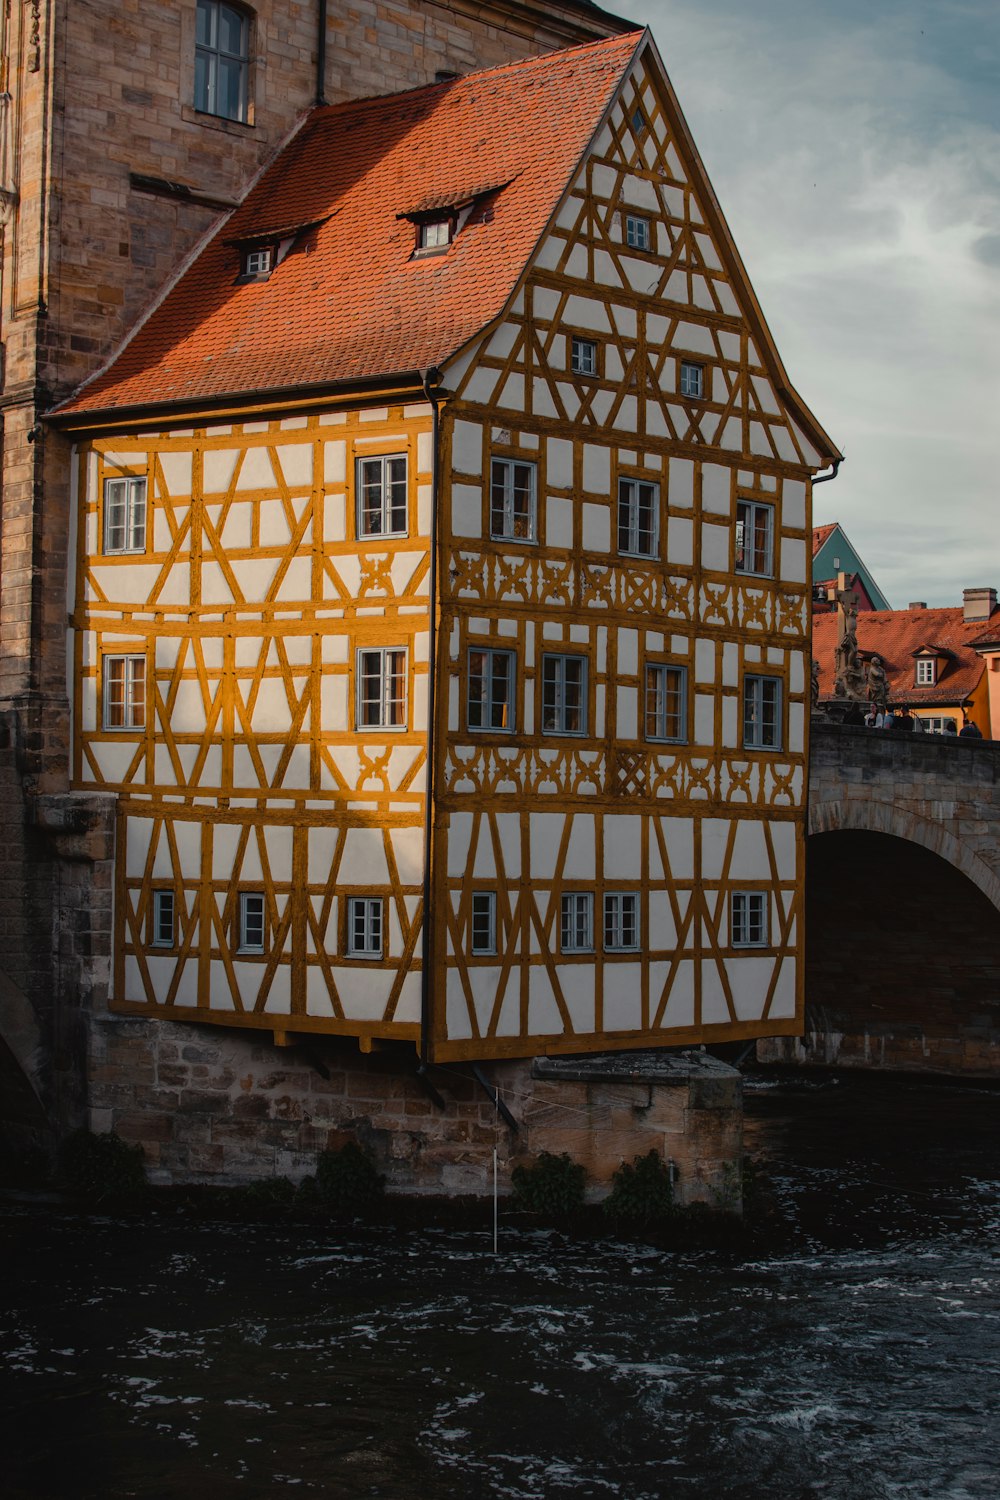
[468,647,516,732]
[617,477,659,558]
[238,892,265,953]
[103,654,146,730]
[242,245,273,278]
[471,892,497,955]
[357,648,407,729]
[925,716,957,735]
[604,892,639,952]
[151,889,175,948]
[625,214,650,251]
[731,891,768,948]
[561,892,593,953]
[418,219,452,250]
[915,657,936,686]
[735,499,775,576]
[348,896,383,958]
[743,674,782,750]
[195,0,250,122]
[645,662,687,743]
[357,454,407,537]
[490,457,536,541]
[679,361,704,399]
[571,336,598,376]
[541,653,587,735]
[103,477,147,554]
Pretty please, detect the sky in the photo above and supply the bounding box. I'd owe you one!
[616,0,999,608]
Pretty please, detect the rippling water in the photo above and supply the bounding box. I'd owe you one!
[3,1074,1000,1499]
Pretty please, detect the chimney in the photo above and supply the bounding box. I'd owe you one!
[909,602,927,610]
[963,587,997,623]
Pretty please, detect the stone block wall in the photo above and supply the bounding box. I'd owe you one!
[0,709,117,1149]
[87,1015,743,1208]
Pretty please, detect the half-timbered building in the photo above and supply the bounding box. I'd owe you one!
[54,29,840,1069]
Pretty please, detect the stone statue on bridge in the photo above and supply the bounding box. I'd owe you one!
[866,653,889,713]
[832,577,867,700]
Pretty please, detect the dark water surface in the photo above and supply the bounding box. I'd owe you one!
[3,1074,1000,1499]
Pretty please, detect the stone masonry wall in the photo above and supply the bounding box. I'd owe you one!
[87,1016,742,1208]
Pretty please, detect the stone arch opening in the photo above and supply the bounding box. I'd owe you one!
[808,796,1000,917]
[799,829,1000,1075]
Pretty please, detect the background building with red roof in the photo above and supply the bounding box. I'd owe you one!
[812,586,999,735]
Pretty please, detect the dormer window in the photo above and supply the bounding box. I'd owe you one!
[243,245,273,278]
[915,657,936,686]
[418,219,453,252]
[227,216,328,285]
[399,180,512,261]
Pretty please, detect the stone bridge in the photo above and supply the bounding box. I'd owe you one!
[761,721,1000,1076]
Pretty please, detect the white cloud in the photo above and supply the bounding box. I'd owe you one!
[622,0,1000,606]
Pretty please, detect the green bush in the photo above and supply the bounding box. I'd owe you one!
[602,1149,674,1226]
[58,1129,147,1204]
[242,1176,298,1211]
[510,1150,586,1218]
[315,1140,385,1217]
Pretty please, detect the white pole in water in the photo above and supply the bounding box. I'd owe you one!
[493,1146,498,1254]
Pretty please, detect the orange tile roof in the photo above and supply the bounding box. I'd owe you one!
[56,33,643,419]
[812,605,994,707]
[812,523,837,555]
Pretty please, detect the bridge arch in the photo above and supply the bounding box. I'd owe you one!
[808,795,1000,917]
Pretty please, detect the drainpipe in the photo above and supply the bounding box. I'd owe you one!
[812,457,842,486]
[419,368,443,1065]
[315,0,327,106]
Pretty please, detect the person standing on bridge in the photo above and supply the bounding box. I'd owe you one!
[960,719,983,739]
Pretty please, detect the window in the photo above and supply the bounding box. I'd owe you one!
[915,658,936,686]
[471,892,497,955]
[617,477,659,558]
[103,477,147,554]
[645,663,687,743]
[604,892,639,952]
[151,890,175,949]
[195,0,249,123]
[735,500,775,576]
[925,716,957,735]
[679,361,703,399]
[732,891,768,948]
[348,896,383,958]
[571,336,598,376]
[490,458,536,542]
[357,455,408,537]
[468,648,516,732]
[625,215,650,251]
[242,246,273,278]
[743,674,782,750]
[561,893,593,953]
[103,655,146,730]
[238,892,265,954]
[357,648,407,729]
[631,107,647,136]
[542,654,587,736]
[418,219,452,251]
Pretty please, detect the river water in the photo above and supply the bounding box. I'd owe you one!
[3,1073,1000,1499]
